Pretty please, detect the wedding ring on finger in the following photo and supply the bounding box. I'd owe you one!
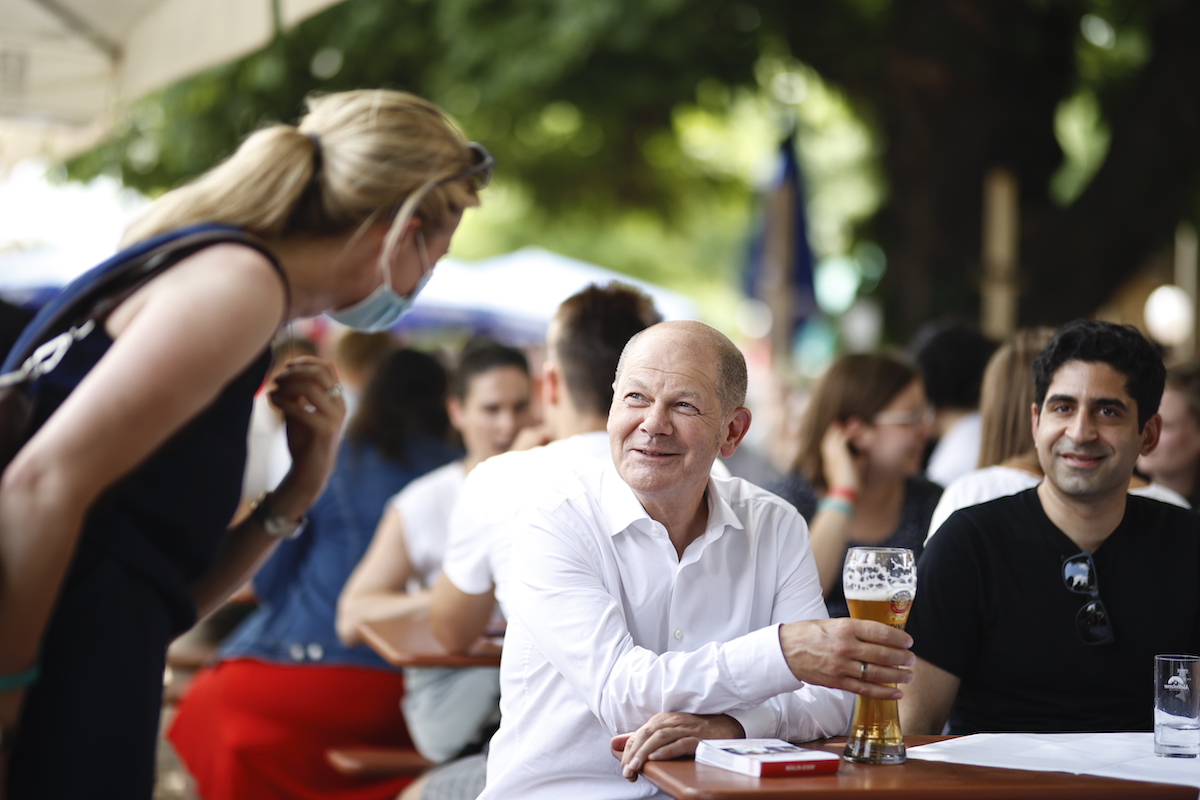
[328,383,344,400]
[860,661,869,681]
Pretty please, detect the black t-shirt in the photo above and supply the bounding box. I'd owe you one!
[908,488,1200,734]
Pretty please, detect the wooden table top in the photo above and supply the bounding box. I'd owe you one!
[357,616,502,669]
[641,736,1196,799]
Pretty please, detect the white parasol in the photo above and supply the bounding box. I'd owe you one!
[0,0,343,167]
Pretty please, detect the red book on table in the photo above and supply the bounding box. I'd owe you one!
[695,738,840,777]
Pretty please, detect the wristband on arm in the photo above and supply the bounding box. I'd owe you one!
[0,664,39,692]
[827,486,859,504]
[817,497,855,518]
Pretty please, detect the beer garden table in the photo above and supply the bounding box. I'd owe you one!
[357,616,502,668]
[640,736,1197,799]
[326,618,501,779]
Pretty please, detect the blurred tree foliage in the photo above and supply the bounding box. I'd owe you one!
[68,0,1200,338]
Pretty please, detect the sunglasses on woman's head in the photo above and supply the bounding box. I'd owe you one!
[438,142,494,192]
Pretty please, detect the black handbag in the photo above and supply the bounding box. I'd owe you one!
[0,228,278,471]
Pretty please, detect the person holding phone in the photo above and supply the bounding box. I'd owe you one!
[772,353,941,617]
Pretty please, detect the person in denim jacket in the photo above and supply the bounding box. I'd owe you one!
[169,348,461,800]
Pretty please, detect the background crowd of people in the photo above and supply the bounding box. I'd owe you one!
[3,86,1198,800]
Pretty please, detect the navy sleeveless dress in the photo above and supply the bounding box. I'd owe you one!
[3,226,283,799]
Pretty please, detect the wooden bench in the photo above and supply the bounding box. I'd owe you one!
[325,747,433,778]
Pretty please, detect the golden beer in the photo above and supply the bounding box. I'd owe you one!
[842,548,916,766]
[845,597,911,628]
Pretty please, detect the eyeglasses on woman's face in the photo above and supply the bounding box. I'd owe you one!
[872,407,935,429]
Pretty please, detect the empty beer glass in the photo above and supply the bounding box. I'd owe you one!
[842,546,917,765]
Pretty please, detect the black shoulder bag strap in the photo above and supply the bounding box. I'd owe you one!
[0,229,282,469]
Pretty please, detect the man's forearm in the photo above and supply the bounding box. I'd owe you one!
[429,573,495,654]
[897,656,959,735]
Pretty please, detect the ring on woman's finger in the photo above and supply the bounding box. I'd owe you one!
[328,383,344,400]
[860,661,869,681]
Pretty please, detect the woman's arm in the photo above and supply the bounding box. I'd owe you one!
[191,356,344,617]
[806,424,863,595]
[336,504,429,646]
[0,245,287,730]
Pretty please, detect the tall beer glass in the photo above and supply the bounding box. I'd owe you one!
[842,546,916,765]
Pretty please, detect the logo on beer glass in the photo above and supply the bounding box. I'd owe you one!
[889,590,913,619]
[1166,667,1191,702]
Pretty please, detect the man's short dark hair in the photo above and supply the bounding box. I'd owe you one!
[1032,319,1165,430]
[909,320,996,410]
[554,283,662,416]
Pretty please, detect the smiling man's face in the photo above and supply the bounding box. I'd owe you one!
[1033,359,1159,500]
[608,325,734,513]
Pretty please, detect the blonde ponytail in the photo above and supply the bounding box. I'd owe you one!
[122,90,480,248]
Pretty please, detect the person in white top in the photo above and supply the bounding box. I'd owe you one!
[337,339,534,769]
[909,321,997,488]
[481,321,916,800]
[928,463,1188,540]
[927,328,1189,541]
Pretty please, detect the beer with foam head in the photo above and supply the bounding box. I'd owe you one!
[841,548,916,765]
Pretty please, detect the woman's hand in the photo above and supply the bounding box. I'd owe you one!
[267,356,345,518]
[820,422,864,492]
[189,356,345,617]
[809,421,869,595]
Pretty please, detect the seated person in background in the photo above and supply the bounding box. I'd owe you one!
[481,321,915,800]
[1137,359,1200,510]
[771,353,941,616]
[168,349,462,800]
[901,320,1200,735]
[927,328,1187,540]
[332,329,398,421]
[908,320,997,487]
[417,283,663,800]
[338,339,534,772]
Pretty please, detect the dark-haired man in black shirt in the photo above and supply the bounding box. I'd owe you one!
[901,319,1200,734]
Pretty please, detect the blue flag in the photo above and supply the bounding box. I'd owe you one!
[743,133,817,340]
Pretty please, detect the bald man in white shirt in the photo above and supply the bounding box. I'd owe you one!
[480,321,915,800]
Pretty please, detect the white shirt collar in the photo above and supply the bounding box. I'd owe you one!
[595,462,747,549]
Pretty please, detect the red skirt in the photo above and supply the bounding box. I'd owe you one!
[168,659,417,800]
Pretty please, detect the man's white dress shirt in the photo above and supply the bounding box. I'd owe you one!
[480,462,853,800]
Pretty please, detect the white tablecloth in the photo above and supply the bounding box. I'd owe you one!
[908,733,1200,795]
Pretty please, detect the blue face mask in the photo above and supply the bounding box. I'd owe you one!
[327,235,432,332]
